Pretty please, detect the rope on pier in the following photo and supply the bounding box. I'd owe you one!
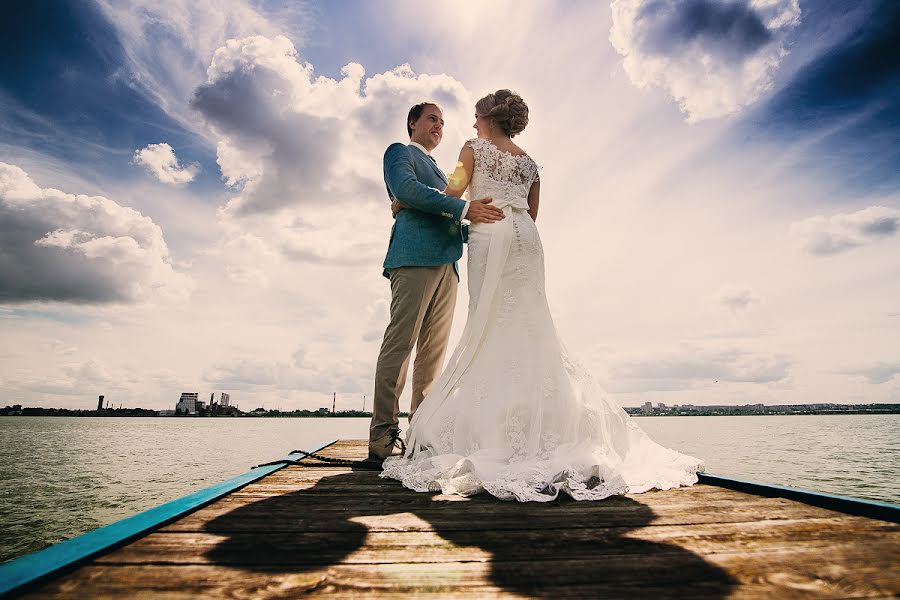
[253,437,406,471]
[253,449,384,470]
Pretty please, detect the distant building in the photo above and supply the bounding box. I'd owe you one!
[176,392,199,414]
[642,401,652,414]
[201,393,237,416]
[97,395,104,411]
[658,403,666,411]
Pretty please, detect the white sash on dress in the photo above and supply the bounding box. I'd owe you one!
[405,201,528,456]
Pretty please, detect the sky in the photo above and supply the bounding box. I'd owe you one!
[1,0,898,412]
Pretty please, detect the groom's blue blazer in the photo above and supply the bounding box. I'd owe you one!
[382,143,468,279]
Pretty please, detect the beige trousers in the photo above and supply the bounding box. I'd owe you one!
[369,264,457,450]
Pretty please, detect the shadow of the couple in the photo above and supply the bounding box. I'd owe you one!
[202,467,736,597]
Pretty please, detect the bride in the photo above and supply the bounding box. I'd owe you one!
[381,89,702,502]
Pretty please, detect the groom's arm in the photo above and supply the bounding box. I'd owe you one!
[384,143,467,221]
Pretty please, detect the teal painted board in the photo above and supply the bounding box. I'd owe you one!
[699,472,900,523]
[0,439,337,596]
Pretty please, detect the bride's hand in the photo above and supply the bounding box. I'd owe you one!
[391,199,408,218]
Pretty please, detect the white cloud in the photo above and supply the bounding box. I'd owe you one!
[193,35,470,217]
[48,339,78,355]
[609,0,801,122]
[0,162,191,303]
[790,205,900,256]
[189,35,473,273]
[715,284,760,312]
[846,363,900,385]
[362,298,389,343]
[132,143,199,184]
[203,346,373,396]
[95,0,290,137]
[202,358,278,388]
[13,359,116,397]
[610,347,790,392]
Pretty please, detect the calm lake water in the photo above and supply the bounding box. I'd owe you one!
[1,415,898,562]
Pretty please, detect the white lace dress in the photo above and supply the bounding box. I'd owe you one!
[381,138,702,501]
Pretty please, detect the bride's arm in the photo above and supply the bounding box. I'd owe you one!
[392,143,473,218]
[527,178,540,222]
[444,144,475,198]
[384,143,468,220]
[395,142,504,224]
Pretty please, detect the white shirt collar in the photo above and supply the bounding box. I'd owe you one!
[408,141,431,155]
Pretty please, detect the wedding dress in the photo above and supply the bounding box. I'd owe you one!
[381,138,702,501]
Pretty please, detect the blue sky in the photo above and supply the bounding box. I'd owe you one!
[1,0,898,410]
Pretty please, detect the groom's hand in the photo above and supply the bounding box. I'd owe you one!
[391,199,408,218]
[467,198,504,223]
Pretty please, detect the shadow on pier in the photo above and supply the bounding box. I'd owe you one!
[202,466,736,597]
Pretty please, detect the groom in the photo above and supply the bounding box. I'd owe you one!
[369,102,504,462]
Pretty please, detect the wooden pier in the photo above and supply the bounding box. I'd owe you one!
[7,439,900,598]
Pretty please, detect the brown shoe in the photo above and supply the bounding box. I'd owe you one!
[368,429,407,461]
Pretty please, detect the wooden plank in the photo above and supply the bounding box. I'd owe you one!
[228,484,754,504]
[189,483,813,509]
[160,494,844,533]
[23,544,900,599]
[240,472,743,492]
[93,518,899,566]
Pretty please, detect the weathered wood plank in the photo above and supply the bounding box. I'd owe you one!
[24,544,900,600]
[159,494,843,533]
[251,477,742,497]
[228,486,756,506]
[187,482,826,511]
[94,518,899,566]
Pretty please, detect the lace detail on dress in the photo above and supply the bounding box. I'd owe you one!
[435,414,455,454]
[465,138,539,210]
[380,134,702,502]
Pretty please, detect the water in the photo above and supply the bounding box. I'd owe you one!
[1,415,897,563]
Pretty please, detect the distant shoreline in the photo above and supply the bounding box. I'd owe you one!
[622,404,900,417]
[2,405,899,418]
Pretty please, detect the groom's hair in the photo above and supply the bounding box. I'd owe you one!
[407,102,439,137]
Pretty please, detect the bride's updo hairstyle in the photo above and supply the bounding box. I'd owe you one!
[475,89,529,138]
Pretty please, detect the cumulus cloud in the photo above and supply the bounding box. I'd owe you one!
[188,35,473,271]
[362,298,389,343]
[715,284,760,312]
[48,340,78,355]
[207,204,388,289]
[0,162,190,303]
[609,0,801,122]
[611,347,790,391]
[96,0,286,136]
[203,346,372,395]
[132,143,199,184]
[790,205,900,256]
[14,359,117,397]
[202,358,278,388]
[846,363,900,385]
[192,35,470,216]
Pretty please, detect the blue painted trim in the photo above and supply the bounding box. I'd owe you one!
[0,439,337,596]
[699,472,900,523]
